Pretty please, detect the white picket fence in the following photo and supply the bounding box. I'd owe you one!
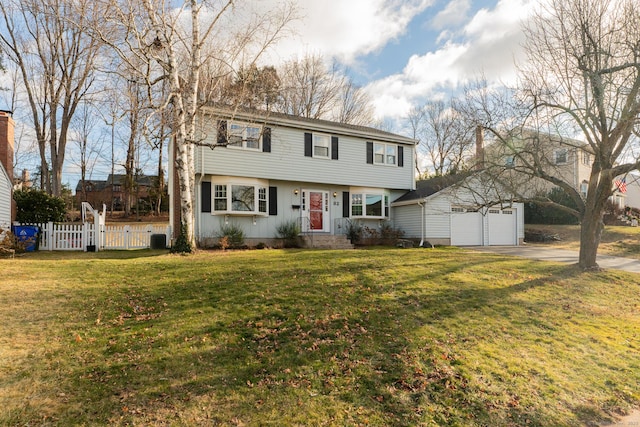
[20,222,172,251]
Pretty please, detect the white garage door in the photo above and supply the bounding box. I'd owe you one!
[488,208,517,245]
[451,207,483,246]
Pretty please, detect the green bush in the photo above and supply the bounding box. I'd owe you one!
[13,189,66,223]
[346,220,363,243]
[275,220,301,248]
[218,222,245,249]
[524,187,580,225]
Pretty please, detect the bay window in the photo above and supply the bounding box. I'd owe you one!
[351,191,389,218]
[212,179,268,215]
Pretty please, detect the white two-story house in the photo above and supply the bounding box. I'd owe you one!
[171,107,416,247]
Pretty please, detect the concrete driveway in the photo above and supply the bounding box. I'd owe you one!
[469,245,640,273]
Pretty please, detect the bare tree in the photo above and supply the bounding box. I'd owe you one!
[93,0,296,249]
[465,0,640,270]
[275,53,374,125]
[69,99,104,202]
[333,78,374,126]
[409,99,474,177]
[0,0,103,196]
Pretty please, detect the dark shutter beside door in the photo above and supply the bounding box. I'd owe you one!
[342,191,350,217]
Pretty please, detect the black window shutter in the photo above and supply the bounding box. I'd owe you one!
[342,191,350,217]
[262,127,271,152]
[398,146,404,167]
[304,132,312,157]
[268,186,277,216]
[217,120,227,145]
[331,136,339,160]
[201,181,212,213]
[366,141,373,164]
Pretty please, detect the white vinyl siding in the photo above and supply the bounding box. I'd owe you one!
[197,123,413,190]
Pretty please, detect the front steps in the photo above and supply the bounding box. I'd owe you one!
[300,234,354,249]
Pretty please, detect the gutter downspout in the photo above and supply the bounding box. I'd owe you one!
[418,200,425,247]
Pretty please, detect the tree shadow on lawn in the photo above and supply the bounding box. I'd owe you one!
[16,248,171,261]
[48,256,625,425]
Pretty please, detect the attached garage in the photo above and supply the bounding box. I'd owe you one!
[487,208,517,245]
[450,207,483,246]
[392,174,524,247]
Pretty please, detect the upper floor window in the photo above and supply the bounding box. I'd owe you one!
[554,149,568,165]
[374,143,397,165]
[582,151,590,165]
[304,132,338,159]
[366,141,404,167]
[505,155,516,168]
[313,134,330,158]
[228,122,261,150]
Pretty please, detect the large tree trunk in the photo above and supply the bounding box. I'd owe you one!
[578,212,604,270]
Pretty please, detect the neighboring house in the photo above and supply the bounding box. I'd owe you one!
[0,110,14,230]
[482,129,626,208]
[170,106,417,247]
[392,173,525,246]
[623,174,640,210]
[75,174,159,211]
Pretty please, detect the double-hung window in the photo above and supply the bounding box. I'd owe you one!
[350,191,389,218]
[554,148,568,165]
[313,134,330,158]
[212,179,268,215]
[374,143,397,165]
[228,122,261,150]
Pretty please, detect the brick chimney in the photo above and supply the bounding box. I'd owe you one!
[475,125,484,170]
[0,110,15,221]
[0,110,14,184]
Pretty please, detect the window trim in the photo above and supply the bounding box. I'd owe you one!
[313,133,331,159]
[227,121,262,151]
[554,148,568,165]
[373,142,397,166]
[211,178,269,216]
[350,189,390,219]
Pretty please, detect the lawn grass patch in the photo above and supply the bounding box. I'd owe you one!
[526,224,640,258]
[0,248,639,426]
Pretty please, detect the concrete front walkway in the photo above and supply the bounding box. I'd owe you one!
[469,245,640,273]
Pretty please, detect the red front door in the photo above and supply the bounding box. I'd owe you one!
[309,191,323,230]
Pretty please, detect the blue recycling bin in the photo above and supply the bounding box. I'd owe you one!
[12,225,39,252]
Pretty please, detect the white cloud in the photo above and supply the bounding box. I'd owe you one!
[364,0,537,120]
[430,0,471,30]
[267,0,435,65]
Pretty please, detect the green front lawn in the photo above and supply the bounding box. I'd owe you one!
[1,248,639,426]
